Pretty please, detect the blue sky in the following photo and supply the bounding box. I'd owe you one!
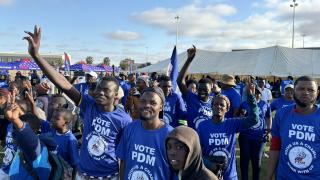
[1,0,320,65]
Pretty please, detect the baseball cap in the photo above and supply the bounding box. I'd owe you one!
[284,84,294,90]
[86,71,98,78]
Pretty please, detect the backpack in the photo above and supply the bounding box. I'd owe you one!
[19,147,68,180]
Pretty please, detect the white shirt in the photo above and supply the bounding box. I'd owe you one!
[261,88,272,102]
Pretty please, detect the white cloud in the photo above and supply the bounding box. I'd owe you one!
[106,30,141,41]
[131,0,320,54]
[0,0,13,6]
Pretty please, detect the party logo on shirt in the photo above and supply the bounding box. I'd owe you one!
[128,165,154,180]
[3,148,15,165]
[285,141,316,174]
[87,133,108,160]
[194,116,208,129]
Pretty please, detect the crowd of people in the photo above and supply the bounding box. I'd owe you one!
[0,25,319,180]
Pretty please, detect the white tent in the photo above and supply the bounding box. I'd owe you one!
[138,46,320,77]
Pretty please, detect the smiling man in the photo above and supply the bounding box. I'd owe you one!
[23,26,132,180]
[177,46,214,129]
[116,87,175,180]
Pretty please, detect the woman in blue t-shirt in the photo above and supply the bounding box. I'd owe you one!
[197,84,259,180]
[238,88,272,180]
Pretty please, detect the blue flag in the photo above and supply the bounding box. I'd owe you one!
[64,52,71,75]
[167,46,178,92]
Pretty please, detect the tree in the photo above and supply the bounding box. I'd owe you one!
[86,56,94,64]
[102,57,111,66]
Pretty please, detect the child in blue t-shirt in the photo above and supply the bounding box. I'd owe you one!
[50,108,79,179]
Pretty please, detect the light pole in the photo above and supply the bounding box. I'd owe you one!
[175,15,179,47]
[290,0,298,48]
[145,46,149,63]
[302,34,306,48]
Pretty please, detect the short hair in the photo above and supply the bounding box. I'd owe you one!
[212,94,230,110]
[186,79,198,88]
[100,76,119,92]
[53,108,74,124]
[158,75,171,82]
[198,78,213,85]
[294,76,317,87]
[51,94,68,108]
[288,76,294,80]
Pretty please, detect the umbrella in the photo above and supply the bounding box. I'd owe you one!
[10,59,40,70]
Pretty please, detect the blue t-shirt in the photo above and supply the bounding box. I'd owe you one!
[74,83,89,95]
[270,96,295,112]
[197,118,244,180]
[163,92,187,127]
[121,82,131,106]
[116,120,174,180]
[271,105,320,179]
[239,100,271,140]
[183,90,213,129]
[78,94,132,177]
[221,88,241,118]
[280,79,294,95]
[235,82,245,98]
[50,130,79,167]
[1,124,15,174]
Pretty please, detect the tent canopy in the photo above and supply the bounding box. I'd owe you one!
[138,46,320,77]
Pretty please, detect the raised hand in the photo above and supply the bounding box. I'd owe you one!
[24,91,35,105]
[247,83,256,96]
[187,45,196,61]
[23,25,41,57]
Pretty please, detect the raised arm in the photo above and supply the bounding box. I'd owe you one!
[23,25,81,105]
[241,83,259,129]
[177,45,196,96]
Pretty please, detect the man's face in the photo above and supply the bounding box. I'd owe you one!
[137,79,147,91]
[197,83,211,101]
[187,83,197,94]
[139,92,162,121]
[166,138,188,171]
[86,75,95,84]
[212,98,228,118]
[159,81,172,97]
[284,88,294,100]
[294,81,318,107]
[93,80,118,107]
[258,80,265,88]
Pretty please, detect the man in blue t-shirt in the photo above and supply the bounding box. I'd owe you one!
[197,84,259,180]
[74,71,97,95]
[220,74,241,118]
[23,26,132,179]
[177,46,213,129]
[159,75,187,127]
[116,87,174,180]
[270,84,295,112]
[280,76,294,95]
[267,76,320,180]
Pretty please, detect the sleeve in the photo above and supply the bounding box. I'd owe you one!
[116,127,128,160]
[69,137,80,167]
[265,103,272,119]
[14,123,41,162]
[268,90,273,100]
[270,100,276,112]
[79,94,93,113]
[271,110,282,138]
[238,94,259,131]
[176,94,187,120]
